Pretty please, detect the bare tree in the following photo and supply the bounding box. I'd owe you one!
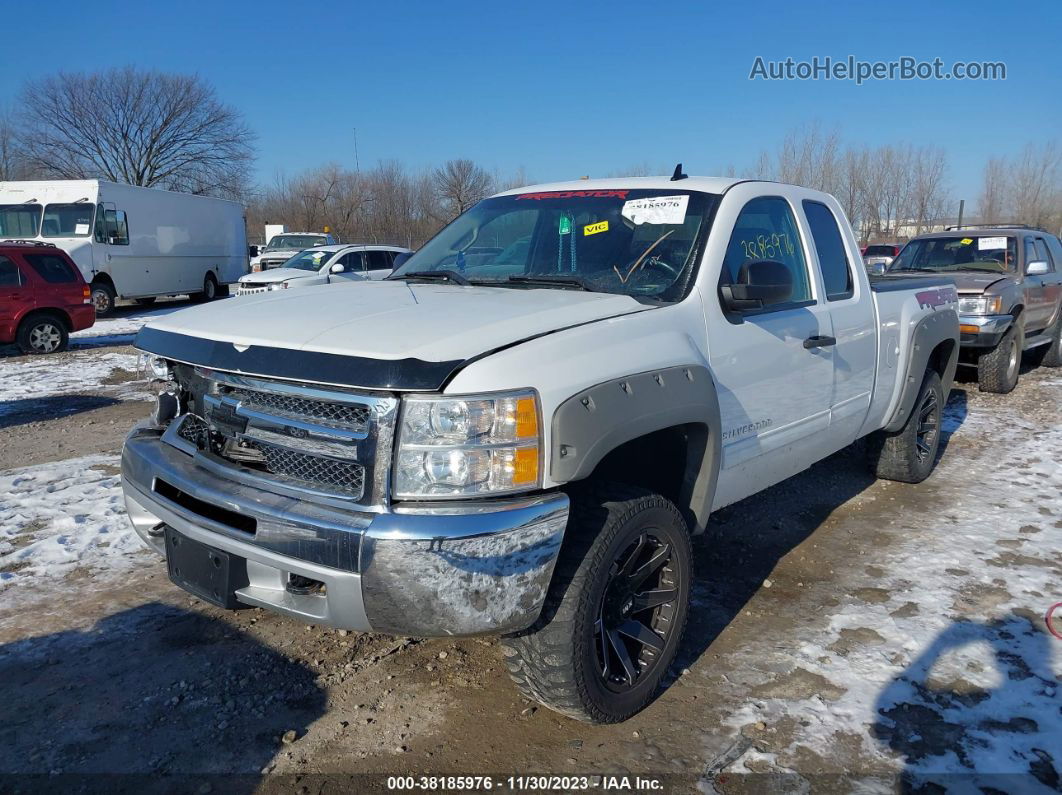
[0,107,33,181]
[432,159,494,219]
[1011,141,1061,229]
[977,157,1008,224]
[18,67,255,198]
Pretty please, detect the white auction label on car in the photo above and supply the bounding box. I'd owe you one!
[621,194,689,225]
[74,223,90,235]
[978,236,1007,250]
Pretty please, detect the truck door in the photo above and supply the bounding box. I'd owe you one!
[707,193,836,488]
[801,199,876,445]
[1025,237,1059,331]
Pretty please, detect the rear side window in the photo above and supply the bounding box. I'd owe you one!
[803,201,853,300]
[721,196,811,305]
[24,253,78,283]
[367,250,392,270]
[0,255,21,287]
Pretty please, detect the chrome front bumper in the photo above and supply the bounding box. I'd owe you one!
[121,425,570,636]
[959,313,1012,348]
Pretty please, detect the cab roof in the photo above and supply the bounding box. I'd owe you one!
[494,175,746,197]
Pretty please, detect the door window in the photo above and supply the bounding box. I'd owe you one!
[802,200,853,300]
[96,206,130,245]
[0,255,22,287]
[1033,238,1055,271]
[337,251,366,273]
[721,197,811,307]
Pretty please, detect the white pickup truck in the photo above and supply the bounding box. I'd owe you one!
[122,176,959,723]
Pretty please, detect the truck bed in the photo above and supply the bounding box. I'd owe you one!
[860,273,959,438]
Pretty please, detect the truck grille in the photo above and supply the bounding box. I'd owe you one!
[254,441,365,495]
[169,370,397,505]
[221,385,370,431]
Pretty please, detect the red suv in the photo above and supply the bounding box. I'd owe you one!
[0,242,95,354]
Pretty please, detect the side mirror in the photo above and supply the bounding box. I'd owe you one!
[866,261,887,276]
[330,263,345,274]
[721,260,794,312]
[1027,260,1049,276]
[248,245,259,258]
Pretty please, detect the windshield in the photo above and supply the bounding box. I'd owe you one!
[390,189,716,300]
[0,204,43,237]
[282,248,335,271]
[266,234,325,250]
[891,236,1017,273]
[41,203,94,238]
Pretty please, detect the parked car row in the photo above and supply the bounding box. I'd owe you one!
[123,174,978,724]
[236,244,412,294]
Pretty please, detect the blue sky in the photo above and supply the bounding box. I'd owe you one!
[1,0,1058,200]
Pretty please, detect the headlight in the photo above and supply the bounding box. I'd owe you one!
[268,281,289,291]
[394,390,541,498]
[140,354,173,380]
[957,295,1003,315]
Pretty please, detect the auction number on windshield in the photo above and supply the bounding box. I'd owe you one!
[740,233,795,261]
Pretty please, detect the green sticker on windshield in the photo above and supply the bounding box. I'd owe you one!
[558,216,571,235]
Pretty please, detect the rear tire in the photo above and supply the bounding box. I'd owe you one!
[192,273,218,303]
[1038,311,1062,368]
[16,314,69,355]
[867,369,943,483]
[977,318,1022,393]
[501,484,691,723]
[91,282,116,316]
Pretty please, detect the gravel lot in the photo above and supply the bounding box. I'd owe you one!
[0,300,1059,793]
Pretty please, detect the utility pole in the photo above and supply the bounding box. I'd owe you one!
[956,199,965,230]
[353,128,361,173]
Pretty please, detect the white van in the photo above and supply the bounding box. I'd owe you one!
[0,180,248,314]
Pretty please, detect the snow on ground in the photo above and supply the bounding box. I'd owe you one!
[0,351,141,406]
[718,381,1062,789]
[69,303,189,348]
[0,455,151,611]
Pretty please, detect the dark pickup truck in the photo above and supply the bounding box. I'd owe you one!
[889,227,1062,392]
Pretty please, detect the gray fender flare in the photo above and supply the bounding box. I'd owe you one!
[550,365,722,533]
[883,310,959,433]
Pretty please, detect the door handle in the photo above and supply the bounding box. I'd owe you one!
[804,335,837,349]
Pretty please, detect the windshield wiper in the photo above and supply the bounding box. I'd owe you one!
[507,274,592,291]
[389,269,471,286]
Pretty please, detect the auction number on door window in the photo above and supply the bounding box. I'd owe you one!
[740,233,795,261]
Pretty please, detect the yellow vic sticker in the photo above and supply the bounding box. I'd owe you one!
[960,237,973,245]
[584,221,609,236]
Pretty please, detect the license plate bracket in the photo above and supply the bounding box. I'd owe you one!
[165,527,249,609]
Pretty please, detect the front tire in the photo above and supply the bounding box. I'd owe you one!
[17,314,69,355]
[867,369,944,483]
[501,484,691,723]
[91,282,116,316]
[977,318,1022,393]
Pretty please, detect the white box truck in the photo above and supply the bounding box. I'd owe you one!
[0,180,248,315]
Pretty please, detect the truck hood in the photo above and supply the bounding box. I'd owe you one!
[951,271,1014,294]
[239,267,318,284]
[139,280,653,379]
